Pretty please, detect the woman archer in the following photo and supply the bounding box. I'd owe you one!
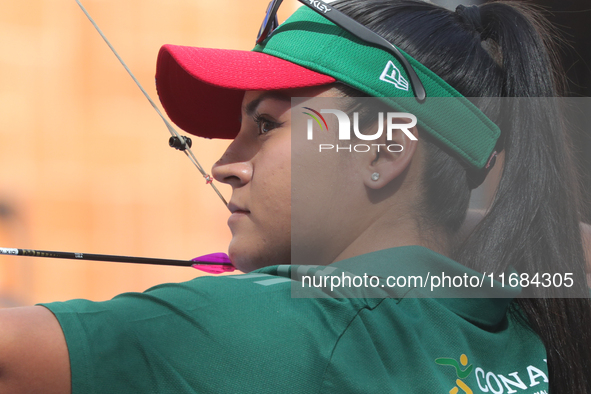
[0,0,589,393]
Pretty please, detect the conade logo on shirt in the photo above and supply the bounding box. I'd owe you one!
[435,353,549,394]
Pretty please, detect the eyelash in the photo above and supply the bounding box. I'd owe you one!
[253,112,283,135]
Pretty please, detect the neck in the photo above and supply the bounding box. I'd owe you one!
[329,205,451,265]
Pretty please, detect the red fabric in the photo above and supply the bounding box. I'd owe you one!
[156,45,335,139]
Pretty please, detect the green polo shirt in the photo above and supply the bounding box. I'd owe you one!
[41,246,549,393]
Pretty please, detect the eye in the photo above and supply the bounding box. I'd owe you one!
[253,113,282,135]
[258,119,274,134]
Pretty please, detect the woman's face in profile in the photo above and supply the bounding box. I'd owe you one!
[212,86,352,272]
[211,90,294,272]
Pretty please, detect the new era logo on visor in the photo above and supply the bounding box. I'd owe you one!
[380,61,409,91]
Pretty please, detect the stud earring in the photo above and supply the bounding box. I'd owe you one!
[371,173,380,181]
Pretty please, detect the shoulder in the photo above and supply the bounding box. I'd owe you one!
[43,269,368,347]
[40,268,370,393]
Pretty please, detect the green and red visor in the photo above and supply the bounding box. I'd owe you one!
[155,6,501,172]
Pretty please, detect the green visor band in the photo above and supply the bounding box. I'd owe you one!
[253,7,501,170]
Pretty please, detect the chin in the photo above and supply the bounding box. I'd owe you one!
[227,242,261,273]
[228,248,285,273]
[228,236,292,273]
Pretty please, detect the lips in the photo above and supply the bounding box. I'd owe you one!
[228,202,250,214]
[227,202,250,226]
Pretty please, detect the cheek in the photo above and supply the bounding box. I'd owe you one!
[291,137,361,263]
[260,138,292,248]
[258,136,292,218]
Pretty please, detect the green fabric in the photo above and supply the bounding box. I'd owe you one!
[253,7,501,170]
[41,246,548,393]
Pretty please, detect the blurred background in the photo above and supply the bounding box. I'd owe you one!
[0,0,302,306]
[0,0,589,306]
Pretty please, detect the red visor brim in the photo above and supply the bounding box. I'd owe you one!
[156,44,336,139]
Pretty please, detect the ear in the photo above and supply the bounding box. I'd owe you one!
[361,119,419,190]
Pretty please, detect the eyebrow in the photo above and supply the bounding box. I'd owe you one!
[244,91,291,117]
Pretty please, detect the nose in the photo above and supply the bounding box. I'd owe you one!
[211,143,253,188]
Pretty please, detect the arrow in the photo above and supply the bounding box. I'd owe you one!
[0,248,235,273]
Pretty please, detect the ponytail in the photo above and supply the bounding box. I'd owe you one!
[333,0,591,391]
[460,1,571,263]
[458,3,591,392]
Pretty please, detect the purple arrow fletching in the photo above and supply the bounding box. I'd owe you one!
[192,252,232,264]
[191,253,235,274]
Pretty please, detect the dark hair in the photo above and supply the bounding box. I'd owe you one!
[332,0,591,392]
